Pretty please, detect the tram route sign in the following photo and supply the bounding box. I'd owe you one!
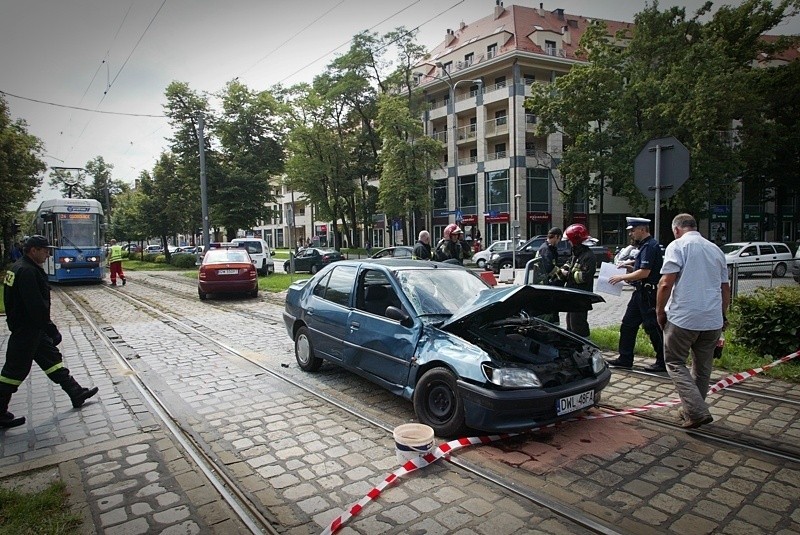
[634,136,690,201]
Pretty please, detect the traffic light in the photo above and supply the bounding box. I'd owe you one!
[11,219,20,235]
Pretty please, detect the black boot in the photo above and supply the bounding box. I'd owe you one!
[0,392,25,428]
[60,377,99,408]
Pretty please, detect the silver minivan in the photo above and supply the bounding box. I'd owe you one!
[721,241,793,277]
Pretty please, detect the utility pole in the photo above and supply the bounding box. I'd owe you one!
[198,114,210,250]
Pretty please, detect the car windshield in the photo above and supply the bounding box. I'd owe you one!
[720,244,744,254]
[203,249,249,264]
[394,268,487,317]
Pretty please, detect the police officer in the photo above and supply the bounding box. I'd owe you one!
[0,236,99,428]
[606,217,665,372]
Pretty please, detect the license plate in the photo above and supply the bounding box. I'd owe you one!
[217,269,238,275]
[556,390,594,416]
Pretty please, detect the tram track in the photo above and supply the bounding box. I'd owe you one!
[56,283,625,535]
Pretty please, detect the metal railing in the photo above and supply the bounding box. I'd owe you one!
[728,260,792,297]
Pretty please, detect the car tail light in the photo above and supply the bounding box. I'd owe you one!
[322,255,329,262]
[199,266,207,280]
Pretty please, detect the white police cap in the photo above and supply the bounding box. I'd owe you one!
[626,217,651,230]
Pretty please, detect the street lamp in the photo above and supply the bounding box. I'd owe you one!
[434,62,482,227]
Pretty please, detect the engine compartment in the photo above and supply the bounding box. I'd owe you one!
[466,312,599,386]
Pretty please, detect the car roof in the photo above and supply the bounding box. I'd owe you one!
[329,258,465,270]
[725,241,786,247]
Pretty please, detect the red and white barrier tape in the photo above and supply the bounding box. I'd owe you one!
[322,349,800,534]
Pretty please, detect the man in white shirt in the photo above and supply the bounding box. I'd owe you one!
[656,213,730,429]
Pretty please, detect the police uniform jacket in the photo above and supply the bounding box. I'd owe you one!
[4,256,52,333]
[632,235,663,289]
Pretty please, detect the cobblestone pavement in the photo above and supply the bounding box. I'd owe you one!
[1,271,798,534]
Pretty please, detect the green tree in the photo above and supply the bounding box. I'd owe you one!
[376,94,442,222]
[0,96,46,260]
[526,0,800,235]
[214,80,284,240]
[109,187,148,248]
[138,154,191,255]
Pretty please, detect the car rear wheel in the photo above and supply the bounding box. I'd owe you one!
[773,262,787,278]
[311,264,319,274]
[413,367,467,437]
[499,259,513,270]
[250,287,259,298]
[295,326,322,372]
[198,289,207,300]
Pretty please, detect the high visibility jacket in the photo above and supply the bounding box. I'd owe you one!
[108,245,124,263]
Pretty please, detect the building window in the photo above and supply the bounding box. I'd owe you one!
[494,76,506,88]
[493,143,506,159]
[526,168,550,212]
[442,62,452,73]
[486,170,509,214]
[545,40,557,56]
[464,53,474,66]
[487,43,497,59]
[433,179,448,210]
[458,174,477,215]
[276,228,284,248]
[495,109,507,125]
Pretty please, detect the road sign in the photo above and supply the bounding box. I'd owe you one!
[634,136,690,201]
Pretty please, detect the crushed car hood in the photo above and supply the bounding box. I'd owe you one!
[441,284,605,333]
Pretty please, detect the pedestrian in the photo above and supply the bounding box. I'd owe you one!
[556,224,598,337]
[365,240,372,256]
[413,230,432,260]
[534,227,563,324]
[10,241,22,262]
[606,217,665,372]
[434,223,464,264]
[656,213,730,429]
[0,235,99,428]
[107,239,126,286]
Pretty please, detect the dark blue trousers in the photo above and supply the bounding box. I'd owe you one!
[618,288,664,366]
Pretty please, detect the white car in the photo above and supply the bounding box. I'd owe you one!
[720,241,792,277]
[791,246,800,283]
[472,239,523,269]
[231,238,274,275]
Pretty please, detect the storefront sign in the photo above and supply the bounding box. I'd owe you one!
[527,212,551,222]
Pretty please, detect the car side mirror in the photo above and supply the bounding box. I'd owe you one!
[386,306,412,327]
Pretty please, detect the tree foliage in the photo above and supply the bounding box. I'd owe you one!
[526,0,800,231]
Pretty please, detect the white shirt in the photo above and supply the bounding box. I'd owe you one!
[660,231,729,331]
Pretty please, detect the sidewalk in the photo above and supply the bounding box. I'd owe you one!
[0,302,247,534]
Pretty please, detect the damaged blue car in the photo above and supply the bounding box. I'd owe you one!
[282,259,610,437]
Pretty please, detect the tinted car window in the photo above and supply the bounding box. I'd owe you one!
[743,246,758,256]
[759,245,775,255]
[775,244,790,254]
[321,265,356,306]
[312,271,332,298]
[242,241,262,254]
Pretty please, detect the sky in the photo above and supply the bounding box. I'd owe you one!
[1,0,798,210]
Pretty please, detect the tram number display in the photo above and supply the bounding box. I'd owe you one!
[556,390,594,416]
[59,214,91,219]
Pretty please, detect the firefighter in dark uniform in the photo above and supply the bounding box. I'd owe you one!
[556,224,598,337]
[606,217,665,372]
[534,227,563,324]
[0,235,99,428]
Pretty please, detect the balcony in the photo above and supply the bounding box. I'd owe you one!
[457,155,478,166]
[526,149,552,167]
[456,124,478,142]
[430,130,448,144]
[544,47,566,58]
[486,150,507,161]
[484,116,509,137]
[525,114,538,132]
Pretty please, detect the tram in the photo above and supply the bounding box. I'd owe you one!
[32,198,106,283]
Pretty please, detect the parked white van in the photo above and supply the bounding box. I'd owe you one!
[231,238,274,275]
[721,241,792,277]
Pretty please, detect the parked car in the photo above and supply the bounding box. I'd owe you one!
[370,246,414,259]
[720,241,793,277]
[231,238,274,275]
[283,259,610,436]
[284,247,344,274]
[792,247,800,283]
[197,247,258,300]
[471,239,524,269]
[144,244,163,254]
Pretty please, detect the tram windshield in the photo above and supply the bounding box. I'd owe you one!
[58,214,101,248]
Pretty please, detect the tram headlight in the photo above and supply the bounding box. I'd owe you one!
[61,257,75,263]
[86,256,99,262]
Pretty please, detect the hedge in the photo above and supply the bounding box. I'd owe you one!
[731,285,800,358]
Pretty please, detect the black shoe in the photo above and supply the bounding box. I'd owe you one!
[643,363,667,373]
[606,358,633,370]
[122,278,126,286]
[0,411,25,429]
[681,414,713,429]
[71,387,99,408]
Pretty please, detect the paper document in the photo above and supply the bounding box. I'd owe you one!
[596,262,628,296]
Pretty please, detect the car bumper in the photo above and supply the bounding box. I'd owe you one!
[456,368,612,433]
[198,279,257,294]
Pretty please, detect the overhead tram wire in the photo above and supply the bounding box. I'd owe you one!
[0,90,165,118]
[236,0,347,80]
[277,0,441,85]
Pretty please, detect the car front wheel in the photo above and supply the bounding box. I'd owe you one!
[311,264,319,274]
[773,262,787,278]
[476,258,486,268]
[499,259,513,270]
[413,367,467,437]
[295,326,323,372]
